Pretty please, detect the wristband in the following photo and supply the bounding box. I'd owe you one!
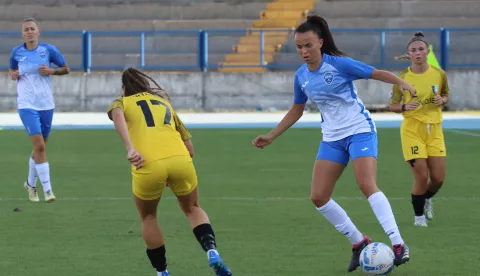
[401,104,406,112]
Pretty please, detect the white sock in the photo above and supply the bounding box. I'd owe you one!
[316,199,364,245]
[27,157,38,188]
[35,162,52,193]
[368,191,404,246]
[157,270,168,275]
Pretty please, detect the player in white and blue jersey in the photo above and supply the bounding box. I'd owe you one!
[9,18,70,203]
[253,15,416,272]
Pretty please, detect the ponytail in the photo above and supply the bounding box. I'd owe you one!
[295,15,346,56]
[394,54,410,61]
[122,67,171,101]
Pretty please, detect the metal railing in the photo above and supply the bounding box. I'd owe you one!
[1,27,479,72]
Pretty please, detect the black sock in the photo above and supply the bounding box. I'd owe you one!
[411,194,426,216]
[146,245,167,272]
[193,223,217,252]
[424,190,436,199]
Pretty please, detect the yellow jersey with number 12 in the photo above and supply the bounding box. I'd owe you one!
[389,66,449,124]
[108,92,191,166]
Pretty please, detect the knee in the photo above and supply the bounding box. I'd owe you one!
[181,202,200,216]
[140,213,156,223]
[33,142,46,154]
[358,182,379,198]
[311,194,330,208]
[430,173,445,187]
[415,171,429,185]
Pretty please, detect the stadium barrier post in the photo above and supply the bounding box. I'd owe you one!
[198,30,208,72]
[380,30,386,67]
[439,28,449,70]
[82,30,91,73]
[260,31,265,67]
[140,32,145,68]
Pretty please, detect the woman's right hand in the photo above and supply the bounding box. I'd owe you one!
[404,101,420,111]
[400,82,416,97]
[127,147,144,169]
[10,70,19,80]
[252,134,274,149]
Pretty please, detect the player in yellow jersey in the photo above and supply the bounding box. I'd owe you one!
[389,32,449,227]
[107,68,232,276]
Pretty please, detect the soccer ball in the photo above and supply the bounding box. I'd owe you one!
[359,242,395,275]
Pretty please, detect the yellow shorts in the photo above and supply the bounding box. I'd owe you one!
[400,118,446,161]
[132,155,198,200]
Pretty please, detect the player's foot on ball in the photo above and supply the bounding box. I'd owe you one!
[348,235,371,272]
[393,244,410,266]
[414,216,428,227]
[424,198,434,220]
[24,181,39,202]
[208,249,232,276]
[44,190,56,203]
[158,270,170,276]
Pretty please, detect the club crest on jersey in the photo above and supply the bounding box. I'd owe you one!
[432,84,439,94]
[324,72,334,85]
[40,51,46,59]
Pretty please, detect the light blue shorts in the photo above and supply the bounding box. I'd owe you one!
[18,108,54,138]
[316,132,378,166]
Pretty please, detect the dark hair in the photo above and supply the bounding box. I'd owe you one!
[121,67,170,100]
[407,32,429,48]
[295,15,345,56]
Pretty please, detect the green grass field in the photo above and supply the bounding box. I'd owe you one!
[1,128,479,276]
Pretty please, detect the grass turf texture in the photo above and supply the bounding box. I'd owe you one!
[1,128,479,275]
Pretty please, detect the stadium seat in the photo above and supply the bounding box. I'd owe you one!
[1,0,480,72]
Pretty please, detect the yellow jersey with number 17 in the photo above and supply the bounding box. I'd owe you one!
[107,92,191,166]
[389,66,449,124]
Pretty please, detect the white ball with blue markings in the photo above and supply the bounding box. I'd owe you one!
[359,242,395,275]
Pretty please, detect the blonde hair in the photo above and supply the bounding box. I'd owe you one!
[23,18,39,27]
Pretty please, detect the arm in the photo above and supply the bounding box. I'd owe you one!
[52,65,70,75]
[44,44,70,75]
[253,74,307,149]
[268,103,305,140]
[389,83,404,113]
[39,63,70,76]
[434,92,449,106]
[372,69,416,97]
[389,102,420,113]
[389,83,419,113]
[183,139,195,157]
[389,103,403,113]
[439,71,450,105]
[8,68,19,81]
[172,112,194,156]
[371,69,409,87]
[252,103,305,149]
[440,95,448,104]
[111,108,134,151]
[269,74,307,140]
[9,48,19,80]
[111,108,144,169]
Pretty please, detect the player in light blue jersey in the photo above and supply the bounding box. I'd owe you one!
[253,15,416,272]
[9,18,70,203]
